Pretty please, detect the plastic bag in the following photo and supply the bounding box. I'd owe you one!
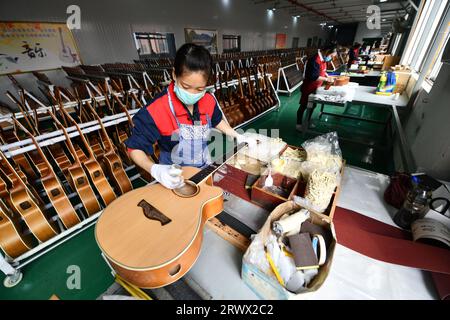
[298,132,343,213]
[302,131,342,160]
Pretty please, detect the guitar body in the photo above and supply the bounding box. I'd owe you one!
[95,167,224,288]
[9,188,59,243]
[67,164,101,216]
[0,201,35,258]
[40,173,81,229]
[102,152,132,195]
[82,158,117,206]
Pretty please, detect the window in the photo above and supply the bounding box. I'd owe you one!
[414,0,448,70]
[423,23,450,90]
[223,35,241,53]
[134,32,170,56]
[391,33,403,56]
[402,0,448,72]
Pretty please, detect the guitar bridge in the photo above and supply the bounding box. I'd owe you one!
[138,200,172,226]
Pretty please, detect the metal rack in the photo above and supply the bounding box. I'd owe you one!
[208,73,281,129]
[0,73,280,287]
[276,63,303,95]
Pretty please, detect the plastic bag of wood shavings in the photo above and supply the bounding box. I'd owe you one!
[300,132,343,178]
[304,169,338,213]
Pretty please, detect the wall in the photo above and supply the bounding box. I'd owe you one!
[0,0,328,64]
[0,0,328,110]
[393,7,450,180]
[354,21,382,44]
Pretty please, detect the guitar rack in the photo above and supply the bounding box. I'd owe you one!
[207,72,281,129]
[276,63,303,96]
[0,92,143,287]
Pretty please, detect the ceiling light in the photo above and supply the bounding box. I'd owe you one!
[380,0,388,2]
[382,18,386,21]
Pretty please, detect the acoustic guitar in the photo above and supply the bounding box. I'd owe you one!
[235,68,256,120]
[245,68,263,114]
[0,175,36,259]
[13,118,81,230]
[0,149,59,243]
[48,109,102,217]
[95,144,244,288]
[56,100,117,207]
[84,101,133,195]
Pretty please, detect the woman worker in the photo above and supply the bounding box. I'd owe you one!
[125,43,257,190]
[296,45,337,131]
[347,42,362,68]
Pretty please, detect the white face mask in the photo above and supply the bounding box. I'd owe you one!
[174,83,206,105]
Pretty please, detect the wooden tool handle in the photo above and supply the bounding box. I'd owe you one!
[138,200,172,226]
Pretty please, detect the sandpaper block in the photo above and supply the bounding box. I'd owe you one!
[288,233,319,270]
[301,221,332,248]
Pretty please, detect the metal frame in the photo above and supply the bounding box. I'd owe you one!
[276,63,303,95]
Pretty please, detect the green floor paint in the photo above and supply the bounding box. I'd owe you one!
[0,89,395,300]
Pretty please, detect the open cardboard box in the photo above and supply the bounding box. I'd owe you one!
[213,145,302,205]
[251,172,298,211]
[242,201,336,300]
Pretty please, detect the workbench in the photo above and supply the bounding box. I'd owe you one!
[304,85,413,172]
[187,166,442,299]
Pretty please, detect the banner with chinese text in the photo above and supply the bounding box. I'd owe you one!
[0,21,81,75]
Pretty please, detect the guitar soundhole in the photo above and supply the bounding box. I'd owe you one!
[77,177,85,186]
[51,189,61,197]
[20,201,32,210]
[94,171,101,178]
[113,162,121,170]
[0,216,3,222]
[169,264,181,277]
[172,180,200,198]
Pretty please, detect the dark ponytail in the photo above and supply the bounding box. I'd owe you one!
[174,43,213,82]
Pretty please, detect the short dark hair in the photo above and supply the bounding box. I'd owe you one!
[174,43,213,81]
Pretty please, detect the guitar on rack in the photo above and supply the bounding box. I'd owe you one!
[0,121,38,182]
[84,100,133,195]
[56,98,117,207]
[0,149,59,243]
[234,68,256,120]
[262,64,277,106]
[0,175,36,259]
[252,66,270,111]
[259,65,275,107]
[13,118,81,229]
[224,70,245,126]
[95,143,245,288]
[216,72,236,127]
[47,109,102,217]
[244,68,263,114]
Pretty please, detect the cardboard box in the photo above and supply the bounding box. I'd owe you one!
[242,201,336,300]
[251,172,298,211]
[382,55,401,71]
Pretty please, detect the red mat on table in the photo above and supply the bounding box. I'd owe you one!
[333,207,450,300]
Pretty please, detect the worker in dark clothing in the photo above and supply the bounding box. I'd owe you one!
[347,42,362,68]
[296,46,337,131]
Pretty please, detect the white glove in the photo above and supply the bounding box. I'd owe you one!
[150,164,185,190]
[236,134,258,150]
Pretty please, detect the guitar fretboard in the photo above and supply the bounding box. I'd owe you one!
[189,143,245,185]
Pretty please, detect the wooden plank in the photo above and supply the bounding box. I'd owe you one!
[206,217,250,252]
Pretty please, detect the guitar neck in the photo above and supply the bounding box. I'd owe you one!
[189,143,245,185]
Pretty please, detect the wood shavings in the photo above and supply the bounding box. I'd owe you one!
[305,169,337,212]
